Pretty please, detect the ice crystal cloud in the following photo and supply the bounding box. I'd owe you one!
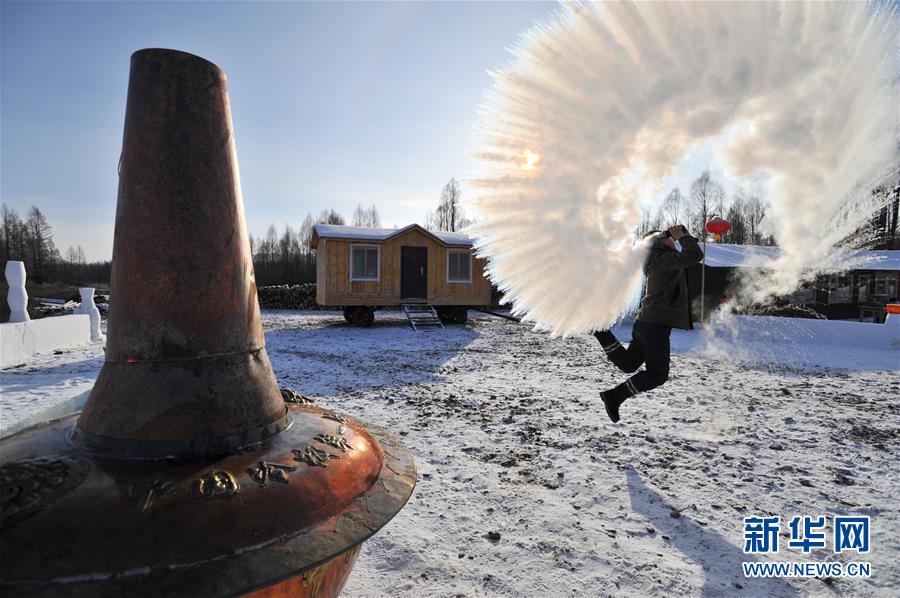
[468,1,898,336]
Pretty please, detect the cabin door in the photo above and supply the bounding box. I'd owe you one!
[401,246,428,299]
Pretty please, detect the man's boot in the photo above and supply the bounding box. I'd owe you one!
[600,379,638,423]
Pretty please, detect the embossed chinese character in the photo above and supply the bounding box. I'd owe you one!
[293,445,340,468]
[130,478,175,513]
[247,461,297,486]
[193,470,240,499]
[281,388,315,405]
[315,433,354,452]
[322,412,347,424]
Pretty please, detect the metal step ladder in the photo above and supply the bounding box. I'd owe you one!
[403,304,444,331]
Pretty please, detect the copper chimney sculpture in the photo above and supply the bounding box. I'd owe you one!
[0,49,416,597]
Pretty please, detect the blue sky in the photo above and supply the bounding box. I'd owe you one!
[1,1,559,260]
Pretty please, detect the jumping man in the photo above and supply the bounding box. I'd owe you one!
[594,225,704,423]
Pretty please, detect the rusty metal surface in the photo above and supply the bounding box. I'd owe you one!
[75,48,284,449]
[72,352,290,458]
[0,405,417,596]
[245,545,362,598]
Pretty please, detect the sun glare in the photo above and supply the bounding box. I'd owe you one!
[522,149,540,171]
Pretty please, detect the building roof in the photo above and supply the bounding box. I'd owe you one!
[703,244,780,268]
[702,243,900,271]
[312,223,473,247]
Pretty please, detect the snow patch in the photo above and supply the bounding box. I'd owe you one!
[1,315,93,369]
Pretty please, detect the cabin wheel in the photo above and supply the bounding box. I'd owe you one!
[437,307,467,325]
[342,308,354,323]
[352,307,375,327]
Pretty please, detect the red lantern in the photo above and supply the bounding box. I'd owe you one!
[705,217,730,236]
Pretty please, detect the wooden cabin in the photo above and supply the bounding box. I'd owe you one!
[310,223,492,325]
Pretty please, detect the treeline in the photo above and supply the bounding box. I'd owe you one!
[637,170,775,245]
[19,176,889,291]
[1,204,111,284]
[250,177,469,286]
[639,172,900,249]
[250,205,380,286]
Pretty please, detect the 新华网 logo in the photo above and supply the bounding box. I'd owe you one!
[741,515,871,579]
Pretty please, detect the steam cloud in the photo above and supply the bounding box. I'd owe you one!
[467,1,898,336]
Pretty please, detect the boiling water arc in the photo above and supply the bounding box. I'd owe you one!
[467,1,898,337]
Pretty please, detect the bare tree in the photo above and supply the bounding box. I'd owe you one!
[352,205,366,227]
[689,170,725,238]
[2,204,25,263]
[263,225,278,264]
[62,245,87,281]
[723,187,747,245]
[428,178,469,232]
[24,206,57,283]
[635,207,658,238]
[317,209,345,226]
[443,178,461,232]
[298,214,315,251]
[745,193,766,245]
[0,207,8,262]
[367,205,381,228]
[657,188,685,229]
[351,204,381,228]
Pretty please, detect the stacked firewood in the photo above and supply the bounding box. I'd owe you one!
[256,284,322,310]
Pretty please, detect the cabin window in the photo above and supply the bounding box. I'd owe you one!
[447,250,472,283]
[873,273,898,300]
[350,245,379,281]
[827,275,851,304]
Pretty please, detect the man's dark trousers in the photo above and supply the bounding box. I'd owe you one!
[604,320,671,394]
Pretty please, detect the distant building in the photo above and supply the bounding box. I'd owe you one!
[688,244,900,321]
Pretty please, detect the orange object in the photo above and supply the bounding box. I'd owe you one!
[887,304,900,314]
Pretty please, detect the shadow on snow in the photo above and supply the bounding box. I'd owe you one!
[264,318,481,396]
[626,466,799,598]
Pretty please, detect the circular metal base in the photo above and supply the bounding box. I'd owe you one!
[0,405,416,596]
[245,544,362,598]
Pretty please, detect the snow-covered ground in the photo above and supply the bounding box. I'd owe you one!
[0,325,106,429]
[1,311,897,597]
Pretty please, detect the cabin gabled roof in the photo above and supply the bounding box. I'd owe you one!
[311,223,473,249]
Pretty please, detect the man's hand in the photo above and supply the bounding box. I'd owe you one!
[668,225,688,241]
